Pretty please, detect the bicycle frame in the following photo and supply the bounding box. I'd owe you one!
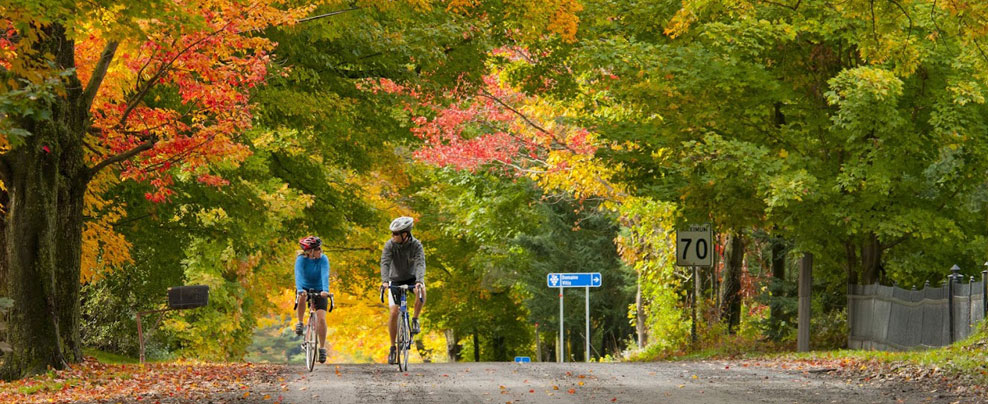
[300,289,334,372]
[381,284,422,371]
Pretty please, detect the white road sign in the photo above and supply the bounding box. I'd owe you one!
[676,223,713,267]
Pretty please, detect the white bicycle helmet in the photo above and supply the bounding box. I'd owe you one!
[389,216,414,233]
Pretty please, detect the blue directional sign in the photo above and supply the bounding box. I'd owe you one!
[547,272,602,288]
[514,356,531,363]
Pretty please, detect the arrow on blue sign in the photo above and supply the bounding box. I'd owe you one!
[547,273,602,288]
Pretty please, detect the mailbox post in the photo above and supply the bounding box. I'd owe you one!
[137,285,209,363]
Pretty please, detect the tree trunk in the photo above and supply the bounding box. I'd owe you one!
[0,190,8,294]
[844,240,858,284]
[492,334,506,361]
[54,164,87,363]
[0,116,66,380]
[635,271,646,349]
[845,233,883,285]
[719,231,744,334]
[860,233,882,285]
[0,22,90,379]
[445,329,461,362]
[770,238,786,323]
[472,331,480,362]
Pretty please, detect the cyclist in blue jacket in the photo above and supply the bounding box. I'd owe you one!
[380,216,426,365]
[294,236,330,363]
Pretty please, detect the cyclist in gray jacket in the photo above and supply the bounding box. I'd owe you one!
[381,216,426,364]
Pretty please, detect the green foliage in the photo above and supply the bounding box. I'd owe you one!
[615,197,690,354]
[811,308,849,350]
[756,277,797,342]
[244,317,301,364]
[82,349,139,364]
[515,200,636,361]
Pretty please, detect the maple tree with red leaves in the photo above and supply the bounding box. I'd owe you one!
[0,0,313,379]
[374,72,599,177]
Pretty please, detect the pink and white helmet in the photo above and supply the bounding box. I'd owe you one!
[299,236,322,250]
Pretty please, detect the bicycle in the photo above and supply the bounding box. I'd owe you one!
[299,289,334,372]
[380,284,422,372]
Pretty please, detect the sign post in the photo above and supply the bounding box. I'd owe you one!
[585,286,590,362]
[547,272,602,363]
[676,224,713,345]
[559,285,564,362]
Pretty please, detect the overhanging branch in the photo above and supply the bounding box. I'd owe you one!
[87,138,157,178]
[478,90,580,154]
[296,7,360,23]
[81,41,119,112]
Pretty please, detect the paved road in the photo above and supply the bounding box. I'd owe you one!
[254,361,962,404]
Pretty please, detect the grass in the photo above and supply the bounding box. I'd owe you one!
[776,332,988,382]
[632,322,988,385]
[17,378,80,395]
[82,348,139,364]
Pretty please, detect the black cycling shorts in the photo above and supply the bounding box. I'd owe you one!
[388,278,417,305]
[296,293,328,311]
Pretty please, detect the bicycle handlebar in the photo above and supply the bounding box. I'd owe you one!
[301,289,334,313]
[380,284,424,303]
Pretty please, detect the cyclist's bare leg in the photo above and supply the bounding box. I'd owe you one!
[388,304,400,345]
[316,309,328,347]
[413,286,426,319]
[295,294,305,325]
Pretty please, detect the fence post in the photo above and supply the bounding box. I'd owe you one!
[970,276,976,332]
[982,265,987,322]
[948,265,961,343]
[797,253,813,352]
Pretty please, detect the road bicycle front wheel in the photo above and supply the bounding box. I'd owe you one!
[399,315,410,372]
[306,315,317,372]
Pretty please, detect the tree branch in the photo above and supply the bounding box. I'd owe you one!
[296,7,360,23]
[119,22,234,128]
[0,152,10,184]
[756,0,800,11]
[479,90,551,135]
[81,41,119,112]
[478,89,582,155]
[870,0,880,44]
[888,0,913,32]
[88,138,158,178]
[323,245,376,252]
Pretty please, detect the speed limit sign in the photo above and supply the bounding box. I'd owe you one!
[676,224,713,267]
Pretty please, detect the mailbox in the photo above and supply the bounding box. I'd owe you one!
[167,285,209,309]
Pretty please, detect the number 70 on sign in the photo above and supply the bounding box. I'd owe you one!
[676,224,713,267]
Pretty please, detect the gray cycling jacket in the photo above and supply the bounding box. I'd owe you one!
[380,235,426,284]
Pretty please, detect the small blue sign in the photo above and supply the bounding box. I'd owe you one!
[514,356,531,363]
[547,273,602,288]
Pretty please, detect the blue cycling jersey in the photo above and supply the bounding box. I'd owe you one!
[295,254,329,293]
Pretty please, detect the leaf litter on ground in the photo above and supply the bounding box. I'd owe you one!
[0,356,285,403]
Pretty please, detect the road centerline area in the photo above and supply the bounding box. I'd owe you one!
[253,361,959,404]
